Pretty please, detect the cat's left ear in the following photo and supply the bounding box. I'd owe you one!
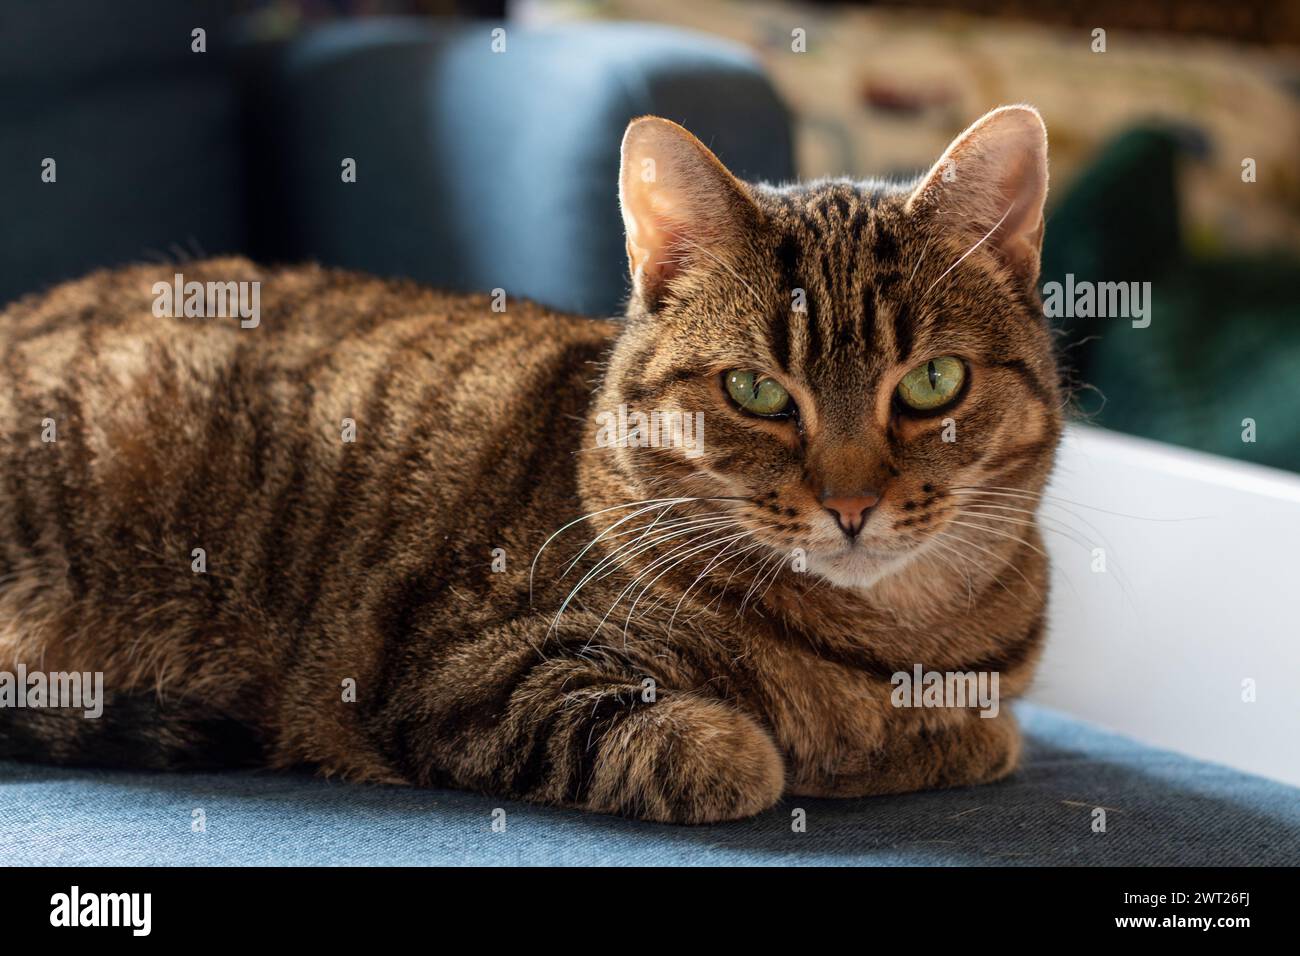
[906,105,1049,290]
[619,116,759,312]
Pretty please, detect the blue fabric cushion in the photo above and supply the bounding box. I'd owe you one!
[3,703,1296,866]
[238,18,794,317]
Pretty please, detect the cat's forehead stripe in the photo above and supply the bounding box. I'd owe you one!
[761,185,913,378]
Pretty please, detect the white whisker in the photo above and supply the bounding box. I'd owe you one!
[923,202,1013,300]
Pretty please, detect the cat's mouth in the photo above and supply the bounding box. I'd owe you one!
[833,537,908,559]
[804,537,920,590]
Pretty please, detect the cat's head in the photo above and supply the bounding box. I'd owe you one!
[598,106,1062,591]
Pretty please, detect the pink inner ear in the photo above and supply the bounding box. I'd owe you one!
[649,221,686,282]
[997,143,1048,242]
[987,141,1048,284]
[626,180,723,292]
[908,108,1049,285]
[625,193,685,285]
[619,117,761,308]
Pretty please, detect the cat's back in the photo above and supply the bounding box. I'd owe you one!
[0,257,612,358]
[1,257,620,420]
[0,259,618,644]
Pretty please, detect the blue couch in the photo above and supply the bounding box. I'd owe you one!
[2,10,1297,865]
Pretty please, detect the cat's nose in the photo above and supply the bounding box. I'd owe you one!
[821,492,880,538]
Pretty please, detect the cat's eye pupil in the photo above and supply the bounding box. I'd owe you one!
[896,356,965,413]
[727,370,756,402]
[724,369,792,418]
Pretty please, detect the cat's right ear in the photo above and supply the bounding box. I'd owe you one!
[619,117,758,312]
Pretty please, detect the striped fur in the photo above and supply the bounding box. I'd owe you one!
[0,109,1061,823]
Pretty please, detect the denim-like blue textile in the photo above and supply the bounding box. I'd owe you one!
[2,704,1296,866]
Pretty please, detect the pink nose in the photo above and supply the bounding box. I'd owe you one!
[822,493,880,537]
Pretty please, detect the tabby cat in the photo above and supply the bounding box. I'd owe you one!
[0,106,1059,823]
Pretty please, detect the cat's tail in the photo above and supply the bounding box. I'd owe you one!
[0,693,263,770]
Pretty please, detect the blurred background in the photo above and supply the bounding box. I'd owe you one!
[3,0,1298,470]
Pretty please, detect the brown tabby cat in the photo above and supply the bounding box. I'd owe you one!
[0,106,1059,823]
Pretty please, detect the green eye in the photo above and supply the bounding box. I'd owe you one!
[896,356,966,412]
[725,370,792,417]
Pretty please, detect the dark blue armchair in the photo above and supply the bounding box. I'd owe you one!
[236,18,793,317]
[0,7,793,317]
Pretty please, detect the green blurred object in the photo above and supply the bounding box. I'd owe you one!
[1040,128,1300,473]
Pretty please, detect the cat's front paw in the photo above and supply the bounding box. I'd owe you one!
[584,694,785,824]
[791,711,1023,798]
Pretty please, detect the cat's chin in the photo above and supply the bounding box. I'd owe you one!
[804,542,916,592]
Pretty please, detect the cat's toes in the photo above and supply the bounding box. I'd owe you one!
[586,695,785,824]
